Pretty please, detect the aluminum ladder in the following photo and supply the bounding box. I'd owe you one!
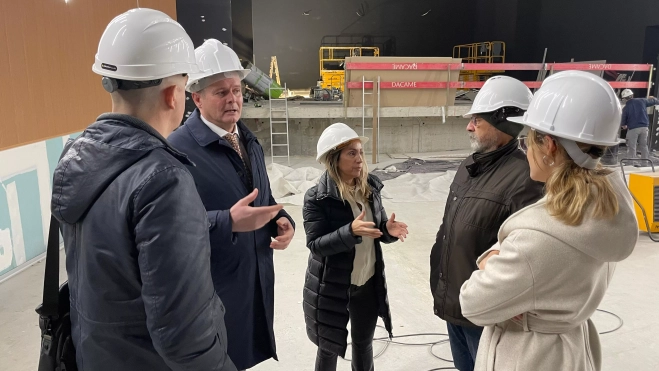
[269,83,290,165]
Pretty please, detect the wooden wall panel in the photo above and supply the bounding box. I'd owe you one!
[0,0,177,150]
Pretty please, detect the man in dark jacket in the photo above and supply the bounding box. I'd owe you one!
[49,9,249,371]
[620,89,659,165]
[429,76,544,371]
[168,39,295,371]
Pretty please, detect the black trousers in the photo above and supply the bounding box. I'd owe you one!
[315,276,379,371]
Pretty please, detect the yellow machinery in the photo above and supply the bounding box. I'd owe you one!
[319,46,380,91]
[453,41,506,87]
[628,172,659,233]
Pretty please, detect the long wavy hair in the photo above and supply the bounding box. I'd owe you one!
[528,129,619,226]
[324,140,371,203]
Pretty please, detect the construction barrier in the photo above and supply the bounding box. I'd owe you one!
[345,62,654,95]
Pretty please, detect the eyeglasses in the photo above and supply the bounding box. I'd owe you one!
[469,116,484,127]
[518,135,528,153]
[518,130,555,154]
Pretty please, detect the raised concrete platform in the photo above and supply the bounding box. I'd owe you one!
[242,101,472,119]
[241,102,473,159]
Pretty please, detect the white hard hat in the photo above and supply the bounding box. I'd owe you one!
[92,8,199,85]
[509,70,622,169]
[621,89,633,99]
[316,123,369,164]
[463,75,533,118]
[186,39,251,93]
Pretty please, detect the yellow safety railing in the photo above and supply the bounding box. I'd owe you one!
[453,42,506,85]
[319,47,380,91]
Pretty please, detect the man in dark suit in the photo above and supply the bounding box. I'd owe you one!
[168,39,295,371]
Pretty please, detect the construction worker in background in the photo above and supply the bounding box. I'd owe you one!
[620,89,659,166]
[49,9,260,371]
[461,70,638,371]
[168,39,295,371]
[429,76,544,371]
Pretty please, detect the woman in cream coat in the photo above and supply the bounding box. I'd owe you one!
[459,70,639,371]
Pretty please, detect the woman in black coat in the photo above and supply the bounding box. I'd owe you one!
[302,123,409,371]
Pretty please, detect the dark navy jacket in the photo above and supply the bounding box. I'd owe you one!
[168,109,294,370]
[51,114,236,371]
[622,97,659,130]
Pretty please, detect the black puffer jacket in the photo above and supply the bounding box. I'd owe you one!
[51,114,236,371]
[302,172,397,357]
[430,139,544,327]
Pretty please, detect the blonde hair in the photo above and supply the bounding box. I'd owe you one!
[325,140,371,203]
[528,130,619,226]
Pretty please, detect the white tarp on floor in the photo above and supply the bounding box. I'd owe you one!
[378,171,456,203]
[267,163,324,205]
[266,163,456,205]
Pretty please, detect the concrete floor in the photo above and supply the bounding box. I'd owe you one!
[1,155,658,371]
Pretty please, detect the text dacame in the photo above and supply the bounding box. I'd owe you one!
[588,64,612,70]
[392,63,418,70]
[391,82,418,88]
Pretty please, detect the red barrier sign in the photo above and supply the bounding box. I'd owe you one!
[345,62,653,72]
[347,81,650,90]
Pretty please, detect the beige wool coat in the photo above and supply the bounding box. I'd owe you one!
[460,171,638,371]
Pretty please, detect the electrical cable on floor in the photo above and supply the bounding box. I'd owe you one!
[596,308,624,334]
[341,308,623,370]
[343,328,456,370]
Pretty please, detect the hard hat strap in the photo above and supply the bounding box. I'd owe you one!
[484,107,525,138]
[117,78,163,90]
[102,77,163,93]
[556,137,600,170]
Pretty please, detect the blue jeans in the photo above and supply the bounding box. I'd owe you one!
[447,322,484,371]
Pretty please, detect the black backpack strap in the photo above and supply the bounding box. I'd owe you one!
[38,215,61,318]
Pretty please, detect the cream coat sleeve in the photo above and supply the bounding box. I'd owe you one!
[475,242,501,265]
[459,230,535,326]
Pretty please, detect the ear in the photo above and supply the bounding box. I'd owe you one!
[162,84,178,110]
[191,91,203,109]
[544,135,558,155]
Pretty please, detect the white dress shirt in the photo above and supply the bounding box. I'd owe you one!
[346,198,376,286]
[200,114,239,139]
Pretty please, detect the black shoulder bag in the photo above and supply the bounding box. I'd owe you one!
[35,215,77,371]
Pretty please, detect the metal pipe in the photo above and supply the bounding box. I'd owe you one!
[377,76,381,164]
[646,64,654,98]
[362,75,366,137]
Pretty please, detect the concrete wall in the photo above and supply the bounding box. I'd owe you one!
[251,0,659,90]
[231,0,255,62]
[535,0,659,64]
[472,0,542,82]
[529,0,659,95]
[176,0,234,124]
[252,0,476,89]
[469,0,659,82]
[242,117,471,157]
[0,133,81,280]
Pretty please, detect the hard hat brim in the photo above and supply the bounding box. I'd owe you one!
[316,136,369,163]
[92,61,201,81]
[186,68,252,93]
[463,104,504,118]
[508,116,621,147]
